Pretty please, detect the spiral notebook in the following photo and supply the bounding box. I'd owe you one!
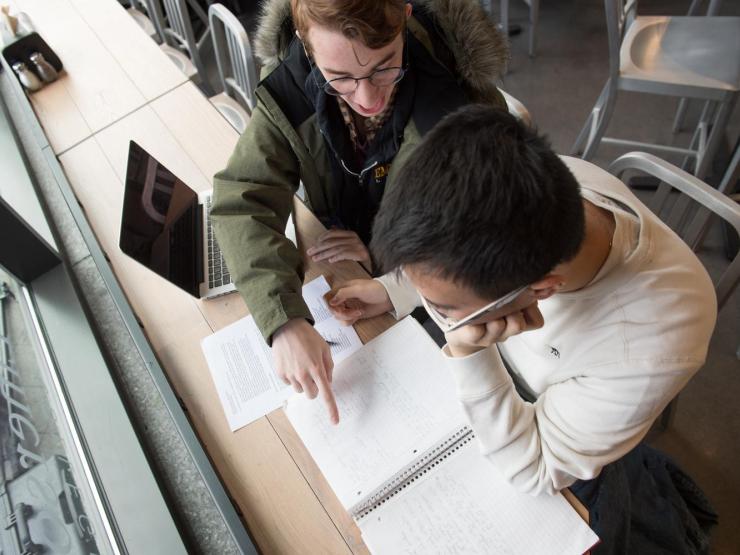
[286,317,599,554]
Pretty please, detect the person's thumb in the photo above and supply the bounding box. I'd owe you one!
[328,285,359,306]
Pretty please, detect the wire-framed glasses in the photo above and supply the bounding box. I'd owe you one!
[420,284,530,333]
[322,67,406,96]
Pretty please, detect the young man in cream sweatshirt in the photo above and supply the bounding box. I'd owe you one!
[327,105,718,553]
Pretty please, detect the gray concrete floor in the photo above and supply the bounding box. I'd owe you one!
[497,1,739,553]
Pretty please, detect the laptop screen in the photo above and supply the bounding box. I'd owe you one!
[119,141,201,297]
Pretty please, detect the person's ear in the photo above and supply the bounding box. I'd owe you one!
[529,275,565,301]
[405,3,412,17]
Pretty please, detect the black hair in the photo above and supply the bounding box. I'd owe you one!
[370,104,585,299]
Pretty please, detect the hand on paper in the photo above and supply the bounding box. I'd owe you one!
[272,318,339,424]
[306,229,371,267]
[326,279,393,326]
[445,302,545,358]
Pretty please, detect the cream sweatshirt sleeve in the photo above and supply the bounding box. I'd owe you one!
[374,271,420,319]
[444,344,704,496]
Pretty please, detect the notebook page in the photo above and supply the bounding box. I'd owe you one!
[359,437,599,555]
[285,317,467,509]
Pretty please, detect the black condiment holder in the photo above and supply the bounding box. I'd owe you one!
[2,31,64,85]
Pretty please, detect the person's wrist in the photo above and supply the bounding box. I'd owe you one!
[446,341,486,358]
[275,317,309,339]
[369,282,392,309]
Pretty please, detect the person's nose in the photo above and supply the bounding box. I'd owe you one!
[353,78,381,108]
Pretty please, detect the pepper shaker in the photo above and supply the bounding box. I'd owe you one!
[11,61,43,92]
[29,51,58,83]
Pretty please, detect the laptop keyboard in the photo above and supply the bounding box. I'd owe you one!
[205,197,232,289]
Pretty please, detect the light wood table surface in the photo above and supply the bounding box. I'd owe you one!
[14,1,588,551]
[8,0,187,155]
[56,82,373,553]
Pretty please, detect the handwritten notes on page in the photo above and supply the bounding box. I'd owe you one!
[201,276,362,431]
[359,439,599,555]
[285,316,467,509]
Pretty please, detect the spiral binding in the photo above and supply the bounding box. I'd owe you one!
[352,426,475,520]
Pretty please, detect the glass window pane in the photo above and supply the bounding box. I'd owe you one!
[0,269,115,555]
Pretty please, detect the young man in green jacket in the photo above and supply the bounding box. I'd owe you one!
[211,0,508,423]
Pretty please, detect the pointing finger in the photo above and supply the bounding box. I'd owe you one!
[315,354,338,425]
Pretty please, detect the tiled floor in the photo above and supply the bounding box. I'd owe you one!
[498,1,739,552]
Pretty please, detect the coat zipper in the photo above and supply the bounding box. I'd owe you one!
[321,129,380,187]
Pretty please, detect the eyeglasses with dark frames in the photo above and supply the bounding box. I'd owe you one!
[322,66,406,96]
[302,27,408,97]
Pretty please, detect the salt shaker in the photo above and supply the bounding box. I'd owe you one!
[29,52,58,83]
[11,61,43,92]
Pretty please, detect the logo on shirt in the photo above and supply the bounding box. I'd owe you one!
[548,345,560,358]
[374,164,390,184]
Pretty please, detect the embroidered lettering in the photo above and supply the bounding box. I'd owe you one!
[374,165,389,182]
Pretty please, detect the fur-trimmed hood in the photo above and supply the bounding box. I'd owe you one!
[254,0,509,96]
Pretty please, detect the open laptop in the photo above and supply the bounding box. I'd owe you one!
[119,140,236,299]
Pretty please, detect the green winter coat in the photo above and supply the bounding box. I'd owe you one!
[212,0,509,342]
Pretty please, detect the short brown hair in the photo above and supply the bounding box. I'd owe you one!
[291,0,406,54]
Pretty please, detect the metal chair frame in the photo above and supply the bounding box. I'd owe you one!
[208,3,258,113]
[120,0,161,41]
[671,0,722,134]
[572,0,739,182]
[608,152,740,426]
[144,0,213,94]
